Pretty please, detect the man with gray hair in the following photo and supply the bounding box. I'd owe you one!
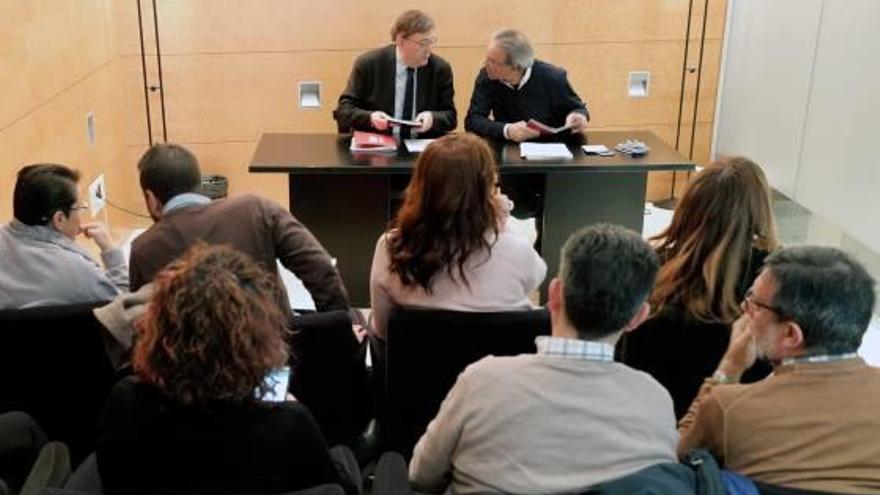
[679,246,880,493]
[409,224,677,493]
[465,29,589,142]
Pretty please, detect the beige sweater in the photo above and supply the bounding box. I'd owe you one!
[409,354,678,494]
[679,358,880,494]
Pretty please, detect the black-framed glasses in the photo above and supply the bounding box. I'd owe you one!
[406,36,437,48]
[743,288,784,317]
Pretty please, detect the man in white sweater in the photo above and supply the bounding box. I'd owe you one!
[409,224,678,493]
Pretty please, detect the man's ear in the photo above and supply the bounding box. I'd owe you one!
[143,190,163,220]
[548,278,563,314]
[780,321,806,355]
[50,210,67,231]
[622,302,651,333]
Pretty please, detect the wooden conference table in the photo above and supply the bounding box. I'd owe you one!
[250,131,694,306]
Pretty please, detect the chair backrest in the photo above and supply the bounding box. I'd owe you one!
[384,308,551,458]
[0,303,117,464]
[289,310,369,447]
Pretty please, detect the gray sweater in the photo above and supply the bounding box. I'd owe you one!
[410,354,678,494]
[0,220,128,309]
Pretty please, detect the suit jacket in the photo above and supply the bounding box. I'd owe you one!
[465,59,589,140]
[129,194,350,313]
[333,45,456,138]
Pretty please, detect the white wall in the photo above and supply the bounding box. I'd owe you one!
[715,0,880,253]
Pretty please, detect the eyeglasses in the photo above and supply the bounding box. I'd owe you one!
[743,288,784,317]
[406,36,437,48]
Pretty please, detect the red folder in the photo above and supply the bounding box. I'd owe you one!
[350,131,398,152]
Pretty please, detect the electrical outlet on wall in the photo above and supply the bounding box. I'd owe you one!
[88,174,106,216]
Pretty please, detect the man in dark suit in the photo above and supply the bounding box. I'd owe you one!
[333,10,456,138]
[465,29,589,142]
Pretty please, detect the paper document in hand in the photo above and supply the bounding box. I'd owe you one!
[386,116,420,127]
[350,131,397,152]
[404,139,435,153]
[520,143,573,160]
[526,119,574,135]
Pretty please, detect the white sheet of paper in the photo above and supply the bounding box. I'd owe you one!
[404,139,435,153]
[520,142,573,160]
[582,144,610,153]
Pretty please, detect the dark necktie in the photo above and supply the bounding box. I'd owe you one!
[402,67,415,139]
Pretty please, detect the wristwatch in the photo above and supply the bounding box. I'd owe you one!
[710,370,739,385]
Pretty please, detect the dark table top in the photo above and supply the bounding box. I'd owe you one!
[249,130,695,175]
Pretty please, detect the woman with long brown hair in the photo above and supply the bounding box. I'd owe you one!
[369,133,546,338]
[617,156,779,418]
[95,244,358,494]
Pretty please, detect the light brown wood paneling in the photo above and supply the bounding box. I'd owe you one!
[0,0,123,223]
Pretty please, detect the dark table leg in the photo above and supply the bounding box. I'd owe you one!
[540,171,648,300]
[290,174,390,307]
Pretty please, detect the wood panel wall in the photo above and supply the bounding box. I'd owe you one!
[2,0,727,227]
[0,0,124,225]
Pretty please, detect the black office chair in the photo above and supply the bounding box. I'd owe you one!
[289,310,370,448]
[383,308,551,458]
[0,303,117,465]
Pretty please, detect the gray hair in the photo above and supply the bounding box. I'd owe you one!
[491,29,534,70]
[764,246,876,355]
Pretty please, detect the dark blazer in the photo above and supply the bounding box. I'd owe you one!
[333,45,456,138]
[465,59,589,140]
[96,377,357,495]
[129,194,350,313]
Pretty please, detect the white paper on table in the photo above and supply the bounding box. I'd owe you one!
[519,142,573,160]
[582,144,610,154]
[404,139,435,153]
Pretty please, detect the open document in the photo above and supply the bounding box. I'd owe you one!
[520,142,573,160]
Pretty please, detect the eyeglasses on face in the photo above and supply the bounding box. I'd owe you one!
[743,288,784,317]
[406,36,437,48]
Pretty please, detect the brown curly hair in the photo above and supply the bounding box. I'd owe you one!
[134,243,290,405]
[387,133,500,292]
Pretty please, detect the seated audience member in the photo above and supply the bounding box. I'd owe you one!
[0,164,127,309]
[679,246,880,493]
[369,133,546,339]
[96,245,359,495]
[464,29,589,142]
[129,143,349,314]
[0,412,70,495]
[409,224,678,493]
[334,10,456,138]
[617,156,778,418]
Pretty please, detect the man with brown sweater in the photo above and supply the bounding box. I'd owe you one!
[129,143,350,313]
[679,246,880,494]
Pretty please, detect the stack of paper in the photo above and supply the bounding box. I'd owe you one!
[519,142,573,160]
[404,139,435,153]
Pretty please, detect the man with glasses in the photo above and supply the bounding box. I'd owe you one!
[679,246,880,493]
[334,10,456,138]
[465,29,589,142]
[0,164,128,309]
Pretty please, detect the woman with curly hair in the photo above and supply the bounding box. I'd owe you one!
[369,133,546,339]
[617,156,778,419]
[95,244,358,494]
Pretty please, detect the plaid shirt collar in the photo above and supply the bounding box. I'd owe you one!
[535,336,615,362]
[781,352,859,366]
